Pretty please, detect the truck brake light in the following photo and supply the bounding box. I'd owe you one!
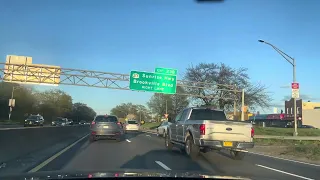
[200,124,205,135]
[251,127,254,137]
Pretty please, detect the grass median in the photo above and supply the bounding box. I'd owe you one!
[254,126,320,136]
[0,120,21,125]
[254,138,320,160]
[141,122,161,130]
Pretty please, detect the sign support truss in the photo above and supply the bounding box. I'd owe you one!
[0,63,242,100]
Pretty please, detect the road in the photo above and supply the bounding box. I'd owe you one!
[29,131,319,180]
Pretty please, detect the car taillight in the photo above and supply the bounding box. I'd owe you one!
[91,121,95,127]
[200,124,205,135]
[251,127,254,137]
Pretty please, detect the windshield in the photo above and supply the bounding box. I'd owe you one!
[56,118,65,122]
[189,109,227,121]
[95,116,118,123]
[1,1,319,180]
[27,115,38,120]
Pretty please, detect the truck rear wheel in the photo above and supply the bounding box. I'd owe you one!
[186,136,199,159]
[230,150,246,160]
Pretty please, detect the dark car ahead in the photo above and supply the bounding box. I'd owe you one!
[90,115,125,142]
[52,117,67,126]
[24,115,44,127]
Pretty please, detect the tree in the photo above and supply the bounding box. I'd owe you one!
[0,82,37,121]
[69,102,96,122]
[110,103,151,121]
[147,86,189,118]
[34,89,73,121]
[0,82,96,124]
[184,62,272,111]
[171,86,190,115]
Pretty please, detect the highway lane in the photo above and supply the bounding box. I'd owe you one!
[32,131,319,180]
[0,124,85,130]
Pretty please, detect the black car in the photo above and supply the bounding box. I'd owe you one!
[52,117,67,126]
[24,115,44,127]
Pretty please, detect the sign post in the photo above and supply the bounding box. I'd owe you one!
[291,82,299,136]
[291,82,300,98]
[129,71,177,94]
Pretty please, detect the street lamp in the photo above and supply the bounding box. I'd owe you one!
[258,39,298,136]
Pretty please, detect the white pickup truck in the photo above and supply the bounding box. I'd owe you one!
[165,107,254,160]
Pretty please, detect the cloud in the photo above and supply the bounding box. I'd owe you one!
[282,94,320,101]
[280,84,291,88]
[270,103,284,108]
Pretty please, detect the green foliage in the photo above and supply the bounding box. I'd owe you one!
[110,102,151,121]
[0,82,96,123]
[147,86,189,118]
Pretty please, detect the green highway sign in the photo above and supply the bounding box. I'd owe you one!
[155,67,177,76]
[129,71,177,94]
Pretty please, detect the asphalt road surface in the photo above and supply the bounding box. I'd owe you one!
[30,131,319,180]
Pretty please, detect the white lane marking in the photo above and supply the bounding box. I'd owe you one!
[28,133,89,173]
[126,139,131,142]
[256,164,314,180]
[249,152,320,167]
[146,135,151,137]
[155,161,171,170]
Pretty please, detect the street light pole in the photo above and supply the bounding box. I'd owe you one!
[258,39,298,136]
[293,59,298,136]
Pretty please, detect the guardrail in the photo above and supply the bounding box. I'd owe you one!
[140,129,320,141]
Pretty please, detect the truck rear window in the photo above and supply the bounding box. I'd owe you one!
[127,121,138,124]
[189,109,227,120]
[95,116,118,123]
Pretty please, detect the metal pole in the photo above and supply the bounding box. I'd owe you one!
[241,89,245,121]
[165,100,167,114]
[233,84,237,120]
[258,39,298,136]
[293,59,298,136]
[8,87,15,121]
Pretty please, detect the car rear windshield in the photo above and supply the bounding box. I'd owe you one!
[127,121,138,124]
[28,115,38,120]
[189,109,227,121]
[95,116,118,123]
[56,118,65,122]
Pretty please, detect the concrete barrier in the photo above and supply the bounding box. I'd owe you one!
[0,125,90,164]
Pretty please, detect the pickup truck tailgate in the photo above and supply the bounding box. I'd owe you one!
[203,120,252,142]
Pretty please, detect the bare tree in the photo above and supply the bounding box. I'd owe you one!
[184,63,272,111]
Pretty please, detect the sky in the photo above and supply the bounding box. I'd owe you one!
[1,0,320,115]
